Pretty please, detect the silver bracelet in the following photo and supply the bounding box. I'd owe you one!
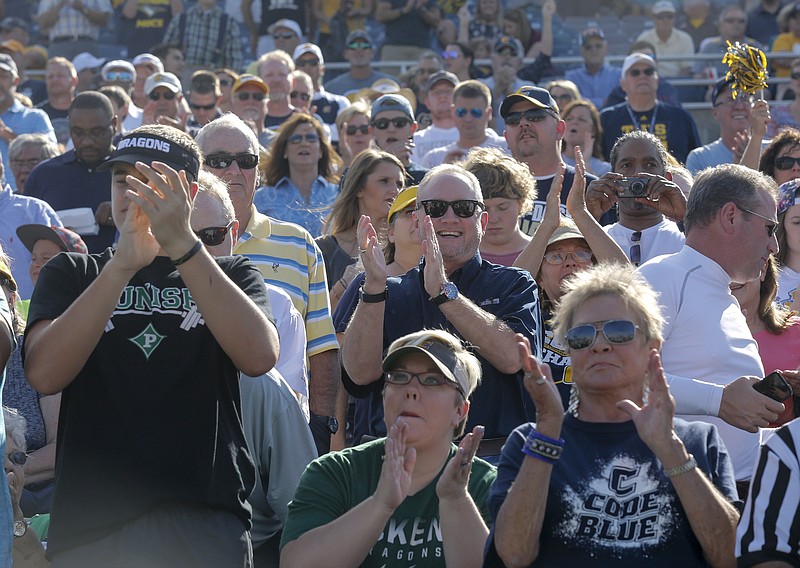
[664,454,697,478]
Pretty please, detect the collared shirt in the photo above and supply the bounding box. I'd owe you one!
[234,208,338,357]
[253,176,339,238]
[564,63,622,109]
[0,183,62,300]
[1,99,56,192]
[162,4,243,70]
[24,149,115,253]
[333,254,542,441]
[37,0,112,40]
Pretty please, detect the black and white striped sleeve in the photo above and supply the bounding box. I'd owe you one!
[737,420,800,567]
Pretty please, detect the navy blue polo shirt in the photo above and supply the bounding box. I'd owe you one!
[333,254,542,441]
[24,149,115,253]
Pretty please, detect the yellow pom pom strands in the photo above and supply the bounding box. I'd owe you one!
[722,41,769,99]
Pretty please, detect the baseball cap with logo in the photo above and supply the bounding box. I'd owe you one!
[293,43,324,65]
[232,74,268,94]
[382,335,471,398]
[16,224,88,255]
[97,128,200,181]
[499,85,559,119]
[0,53,18,76]
[144,72,182,95]
[72,52,106,74]
[493,35,524,57]
[132,53,164,74]
[621,52,657,76]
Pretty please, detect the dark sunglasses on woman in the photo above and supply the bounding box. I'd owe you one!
[565,320,639,350]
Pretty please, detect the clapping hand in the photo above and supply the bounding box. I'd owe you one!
[437,425,485,501]
[374,419,416,512]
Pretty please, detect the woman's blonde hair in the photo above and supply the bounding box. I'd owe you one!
[461,146,536,214]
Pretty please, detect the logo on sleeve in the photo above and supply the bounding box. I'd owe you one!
[129,323,166,360]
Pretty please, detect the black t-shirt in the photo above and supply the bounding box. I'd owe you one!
[26,250,271,555]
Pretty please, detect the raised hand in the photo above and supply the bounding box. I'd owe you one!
[565,146,588,217]
[540,162,565,234]
[517,333,563,426]
[421,214,447,298]
[374,419,416,512]
[437,425,485,501]
[357,214,387,292]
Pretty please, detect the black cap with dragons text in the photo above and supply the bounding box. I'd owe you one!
[97,130,200,180]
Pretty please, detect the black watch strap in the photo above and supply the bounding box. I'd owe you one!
[360,286,388,303]
[310,413,339,434]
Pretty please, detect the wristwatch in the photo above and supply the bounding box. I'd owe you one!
[13,519,26,538]
[310,413,339,435]
[430,281,458,306]
[359,286,388,304]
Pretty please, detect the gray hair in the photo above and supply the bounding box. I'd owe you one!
[9,133,60,162]
[195,113,260,156]
[418,164,483,202]
[195,170,236,223]
[684,164,778,234]
[3,406,27,452]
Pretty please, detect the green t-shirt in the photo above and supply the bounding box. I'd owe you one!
[281,438,497,567]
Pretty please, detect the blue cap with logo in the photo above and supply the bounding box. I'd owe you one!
[499,85,559,119]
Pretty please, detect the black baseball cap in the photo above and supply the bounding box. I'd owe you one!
[500,85,559,119]
[711,77,736,105]
[97,131,200,180]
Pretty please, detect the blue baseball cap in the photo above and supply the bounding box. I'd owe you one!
[499,85,559,119]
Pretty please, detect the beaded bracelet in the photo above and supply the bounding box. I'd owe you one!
[172,241,203,266]
[521,428,565,465]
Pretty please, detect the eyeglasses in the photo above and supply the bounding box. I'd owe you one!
[195,220,236,246]
[149,90,177,101]
[236,91,266,101]
[288,133,320,144]
[218,78,232,87]
[273,33,295,40]
[504,109,554,126]
[347,41,372,50]
[296,58,319,67]
[70,125,112,141]
[775,156,800,170]
[418,199,484,218]
[6,451,26,466]
[442,50,460,59]
[204,153,259,169]
[542,249,593,265]
[630,231,642,267]
[455,107,484,118]
[345,124,370,135]
[723,17,746,24]
[190,101,217,110]
[385,370,464,397]
[628,67,656,77]
[740,206,779,237]
[566,320,639,350]
[290,91,310,102]
[105,71,133,82]
[372,117,413,129]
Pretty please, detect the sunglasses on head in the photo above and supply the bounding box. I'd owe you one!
[504,108,553,126]
[372,117,412,130]
[149,90,177,101]
[542,249,593,265]
[442,50,459,59]
[385,370,464,397]
[455,107,484,118]
[419,199,484,218]
[296,58,319,67]
[204,153,259,169]
[565,319,639,350]
[628,67,656,77]
[347,41,372,50]
[105,71,133,82]
[290,91,310,101]
[288,133,320,144]
[236,91,265,101]
[195,220,236,246]
[190,101,216,110]
[7,451,26,466]
[775,156,800,170]
[346,124,370,135]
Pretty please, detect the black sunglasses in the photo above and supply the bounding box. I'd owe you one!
[7,451,26,466]
[419,199,484,218]
[385,371,464,397]
[456,107,483,118]
[504,109,554,126]
[347,41,372,50]
[290,91,310,102]
[190,102,216,110]
[346,124,370,135]
[628,67,656,77]
[372,117,412,130]
[195,220,236,246]
[296,58,319,67]
[236,91,265,101]
[565,320,639,350]
[149,91,177,101]
[630,231,642,267]
[775,156,800,170]
[204,153,259,169]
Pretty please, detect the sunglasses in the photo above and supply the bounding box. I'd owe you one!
[273,33,295,40]
[288,133,320,144]
[190,101,216,110]
[628,67,656,77]
[236,91,265,101]
[204,153,259,169]
[372,117,412,130]
[630,231,642,266]
[565,319,639,350]
[218,78,232,87]
[740,207,779,237]
[455,107,484,118]
[542,249,593,265]
[105,71,133,82]
[296,58,320,67]
[290,91,310,102]
[346,124,370,135]
[441,50,460,59]
[775,156,800,170]
[347,41,372,50]
[385,371,464,396]
[0,276,16,292]
[7,451,26,466]
[418,199,484,218]
[195,220,236,246]
[149,90,177,101]
[504,109,553,126]
[792,72,800,80]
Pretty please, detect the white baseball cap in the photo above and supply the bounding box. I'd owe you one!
[144,72,182,95]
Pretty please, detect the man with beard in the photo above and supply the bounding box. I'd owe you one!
[25,91,116,252]
[258,50,296,134]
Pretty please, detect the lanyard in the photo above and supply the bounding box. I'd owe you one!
[626,101,659,133]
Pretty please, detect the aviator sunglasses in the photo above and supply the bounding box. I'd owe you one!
[204,153,259,169]
[456,107,484,118]
[565,320,639,350]
[418,199,484,218]
[195,220,236,246]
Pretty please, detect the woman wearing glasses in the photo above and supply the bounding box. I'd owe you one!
[335,101,372,167]
[254,113,343,238]
[486,263,739,567]
[280,328,496,568]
